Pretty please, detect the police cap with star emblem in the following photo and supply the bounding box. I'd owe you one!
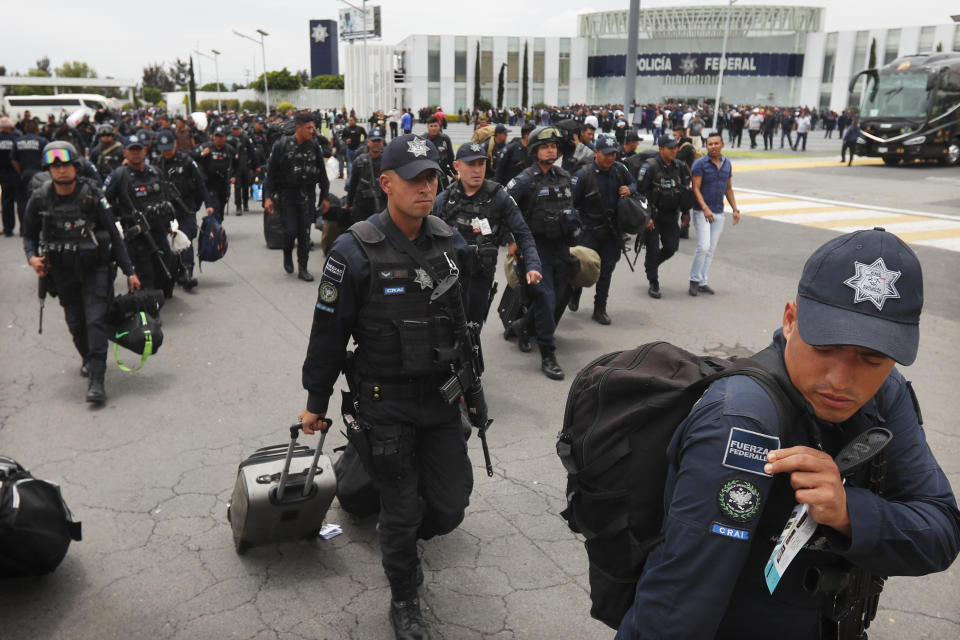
[380,133,441,180]
[455,142,487,162]
[368,126,386,141]
[797,227,923,365]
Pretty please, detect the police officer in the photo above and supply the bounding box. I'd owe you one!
[193,127,237,222]
[103,135,178,294]
[156,130,215,291]
[11,119,49,223]
[424,116,455,188]
[0,117,19,236]
[262,112,331,281]
[506,126,582,380]
[619,130,641,162]
[570,136,636,324]
[88,124,124,180]
[227,121,258,214]
[298,134,476,640]
[433,142,543,325]
[344,127,386,226]
[494,122,534,186]
[616,228,960,640]
[249,117,270,183]
[638,136,692,299]
[22,141,141,404]
[487,124,509,176]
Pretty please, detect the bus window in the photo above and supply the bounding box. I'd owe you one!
[931,74,960,119]
[862,71,931,119]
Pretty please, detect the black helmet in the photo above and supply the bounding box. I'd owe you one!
[98,124,116,136]
[527,126,563,154]
[41,141,82,169]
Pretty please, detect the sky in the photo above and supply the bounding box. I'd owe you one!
[2,0,956,88]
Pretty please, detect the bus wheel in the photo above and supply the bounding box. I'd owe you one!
[939,141,960,166]
[882,157,902,165]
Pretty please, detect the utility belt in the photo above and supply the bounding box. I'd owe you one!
[41,235,111,270]
[473,243,499,278]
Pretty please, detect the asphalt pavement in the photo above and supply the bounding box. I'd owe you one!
[0,136,957,639]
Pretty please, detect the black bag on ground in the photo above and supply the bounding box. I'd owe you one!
[333,442,380,518]
[556,341,792,629]
[0,456,82,577]
[263,210,285,250]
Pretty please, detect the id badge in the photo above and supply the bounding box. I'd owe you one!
[763,503,817,594]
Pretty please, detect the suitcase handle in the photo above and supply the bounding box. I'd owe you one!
[278,420,332,500]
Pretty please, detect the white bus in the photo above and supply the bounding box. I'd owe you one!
[1,93,115,122]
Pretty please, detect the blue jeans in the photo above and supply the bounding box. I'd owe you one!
[689,210,725,286]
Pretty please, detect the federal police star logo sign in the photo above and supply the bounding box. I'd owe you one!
[407,137,429,157]
[843,257,902,311]
[470,143,483,153]
[680,55,699,75]
[312,23,329,43]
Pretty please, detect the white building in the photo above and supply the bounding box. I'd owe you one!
[390,5,960,113]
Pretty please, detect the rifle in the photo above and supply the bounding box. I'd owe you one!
[506,249,532,339]
[802,426,893,640]
[38,265,47,335]
[379,213,495,477]
[118,174,173,283]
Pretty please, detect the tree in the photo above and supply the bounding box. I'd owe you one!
[308,74,344,90]
[251,68,302,92]
[13,67,53,96]
[35,56,51,74]
[297,69,310,85]
[169,58,191,89]
[936,42,943,52]
[56,61,96,79]
[200,82,228,91]
[0,66,6,76]
[868,38,877,69]
[522,43,529,109]
[188,57,197,114]
[473,42,481,108]
[142,87,163,104]
[142,63,174,91]
[496,63,506,109]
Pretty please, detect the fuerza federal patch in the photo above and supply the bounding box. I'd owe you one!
[722,427,780,476]
[323,256,346,283]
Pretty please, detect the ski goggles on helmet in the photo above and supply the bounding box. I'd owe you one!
[44,147,76,166]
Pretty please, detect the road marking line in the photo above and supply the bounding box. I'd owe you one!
[735,188,959,222]
[895,228,960,242]
[762,209,898,223]
[914,236,960,251]
[827,219,960,234]
[739,200,847,213]
[734,158,885,172]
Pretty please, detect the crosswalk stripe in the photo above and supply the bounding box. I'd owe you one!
[733,188,960,253]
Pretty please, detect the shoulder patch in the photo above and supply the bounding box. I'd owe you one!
[711,522,750,541]
[722,427,780,477]
[322,256,346,283]
[718,478,761,523]
[319,281,338,304]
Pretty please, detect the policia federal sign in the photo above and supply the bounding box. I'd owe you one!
[588,52,804,78]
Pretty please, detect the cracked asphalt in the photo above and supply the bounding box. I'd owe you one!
[1,156,958,639]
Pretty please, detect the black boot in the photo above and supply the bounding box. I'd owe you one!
[389,598,430,640]
[540,347,564,380]
[283,250,294,274]
[568,287,582,312]
[182,266,198,291]
[80,362,89,378]
[298,263,314,282]
[592,303,611,325]
[688,280,700,297]
[518,330,532,353]
[679,225,689,239]
[86,374,106,404]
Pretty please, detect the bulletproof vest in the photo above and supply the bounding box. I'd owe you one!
[523,166,572,240]
[42,179,98,248]
[251,131,269,164]
[352,153,384,212]
[96,142,124,178]
[205,143,233,181]
[228,134,249,166]
[278,136,320,189]
[119,166,172,228]
[349,217,459,381]
[577,164,624,228]
[159,152,198,205]
[647,158,684,213]
[441,180,502,247]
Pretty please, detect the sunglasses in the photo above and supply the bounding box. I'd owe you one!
[44,148,75,165]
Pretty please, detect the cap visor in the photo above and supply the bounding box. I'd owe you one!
[458,153,486,162]
[393,159,442,180]
[796,295,918,365]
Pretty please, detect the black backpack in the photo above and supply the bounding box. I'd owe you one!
[556,342,793,629]
[0,456,82,577]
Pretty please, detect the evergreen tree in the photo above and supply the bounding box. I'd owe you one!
[473,41,481,108]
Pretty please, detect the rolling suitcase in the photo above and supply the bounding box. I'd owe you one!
[227,422,336,555]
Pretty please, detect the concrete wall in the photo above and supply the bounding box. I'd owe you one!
[163,89,343,116]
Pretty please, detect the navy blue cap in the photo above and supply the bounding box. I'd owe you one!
[380,134,441,180]
[123,134,144,149]
[230,120,242,129]
[156,130,175,151]
[137,129,153,146]
[625,130,640,143]
[456,142,487,162]
[657,135,678,148]
[368,126,385,141]
[797,228,923,365]
[494,124,508,135]
[595,136,619,154]
[213,126,226,137]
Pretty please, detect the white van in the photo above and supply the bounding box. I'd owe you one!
[2,93,113,123]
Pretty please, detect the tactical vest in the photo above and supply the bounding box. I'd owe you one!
[251,131,269,166]
[95,142,124,178]
[227,134,250,169]
[204,144,233,181]
[159,152,199,207]
[523,166,572,240]
[441,180,502,247]
[278,136,320,190]
[646,158,684,214]
[349,216,459,381]
[577,163,629,229]
[41,179,111,268]
[119,166,173,229]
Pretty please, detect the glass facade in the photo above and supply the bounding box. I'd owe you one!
[559,38,570,87]
[428,36,441,83]
[851,31,869,75]
[428,87,441,108]
[455,36,467,82]
[481,37,494,85]
[534,38,545,84]
[508,38,519,83]
[918,26,935,53]
[884,29,900,65]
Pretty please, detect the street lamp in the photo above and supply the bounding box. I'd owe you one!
[193,49,221,113]
[340,0,370,121]
[234,29,270,111]
[712,0,737,130]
